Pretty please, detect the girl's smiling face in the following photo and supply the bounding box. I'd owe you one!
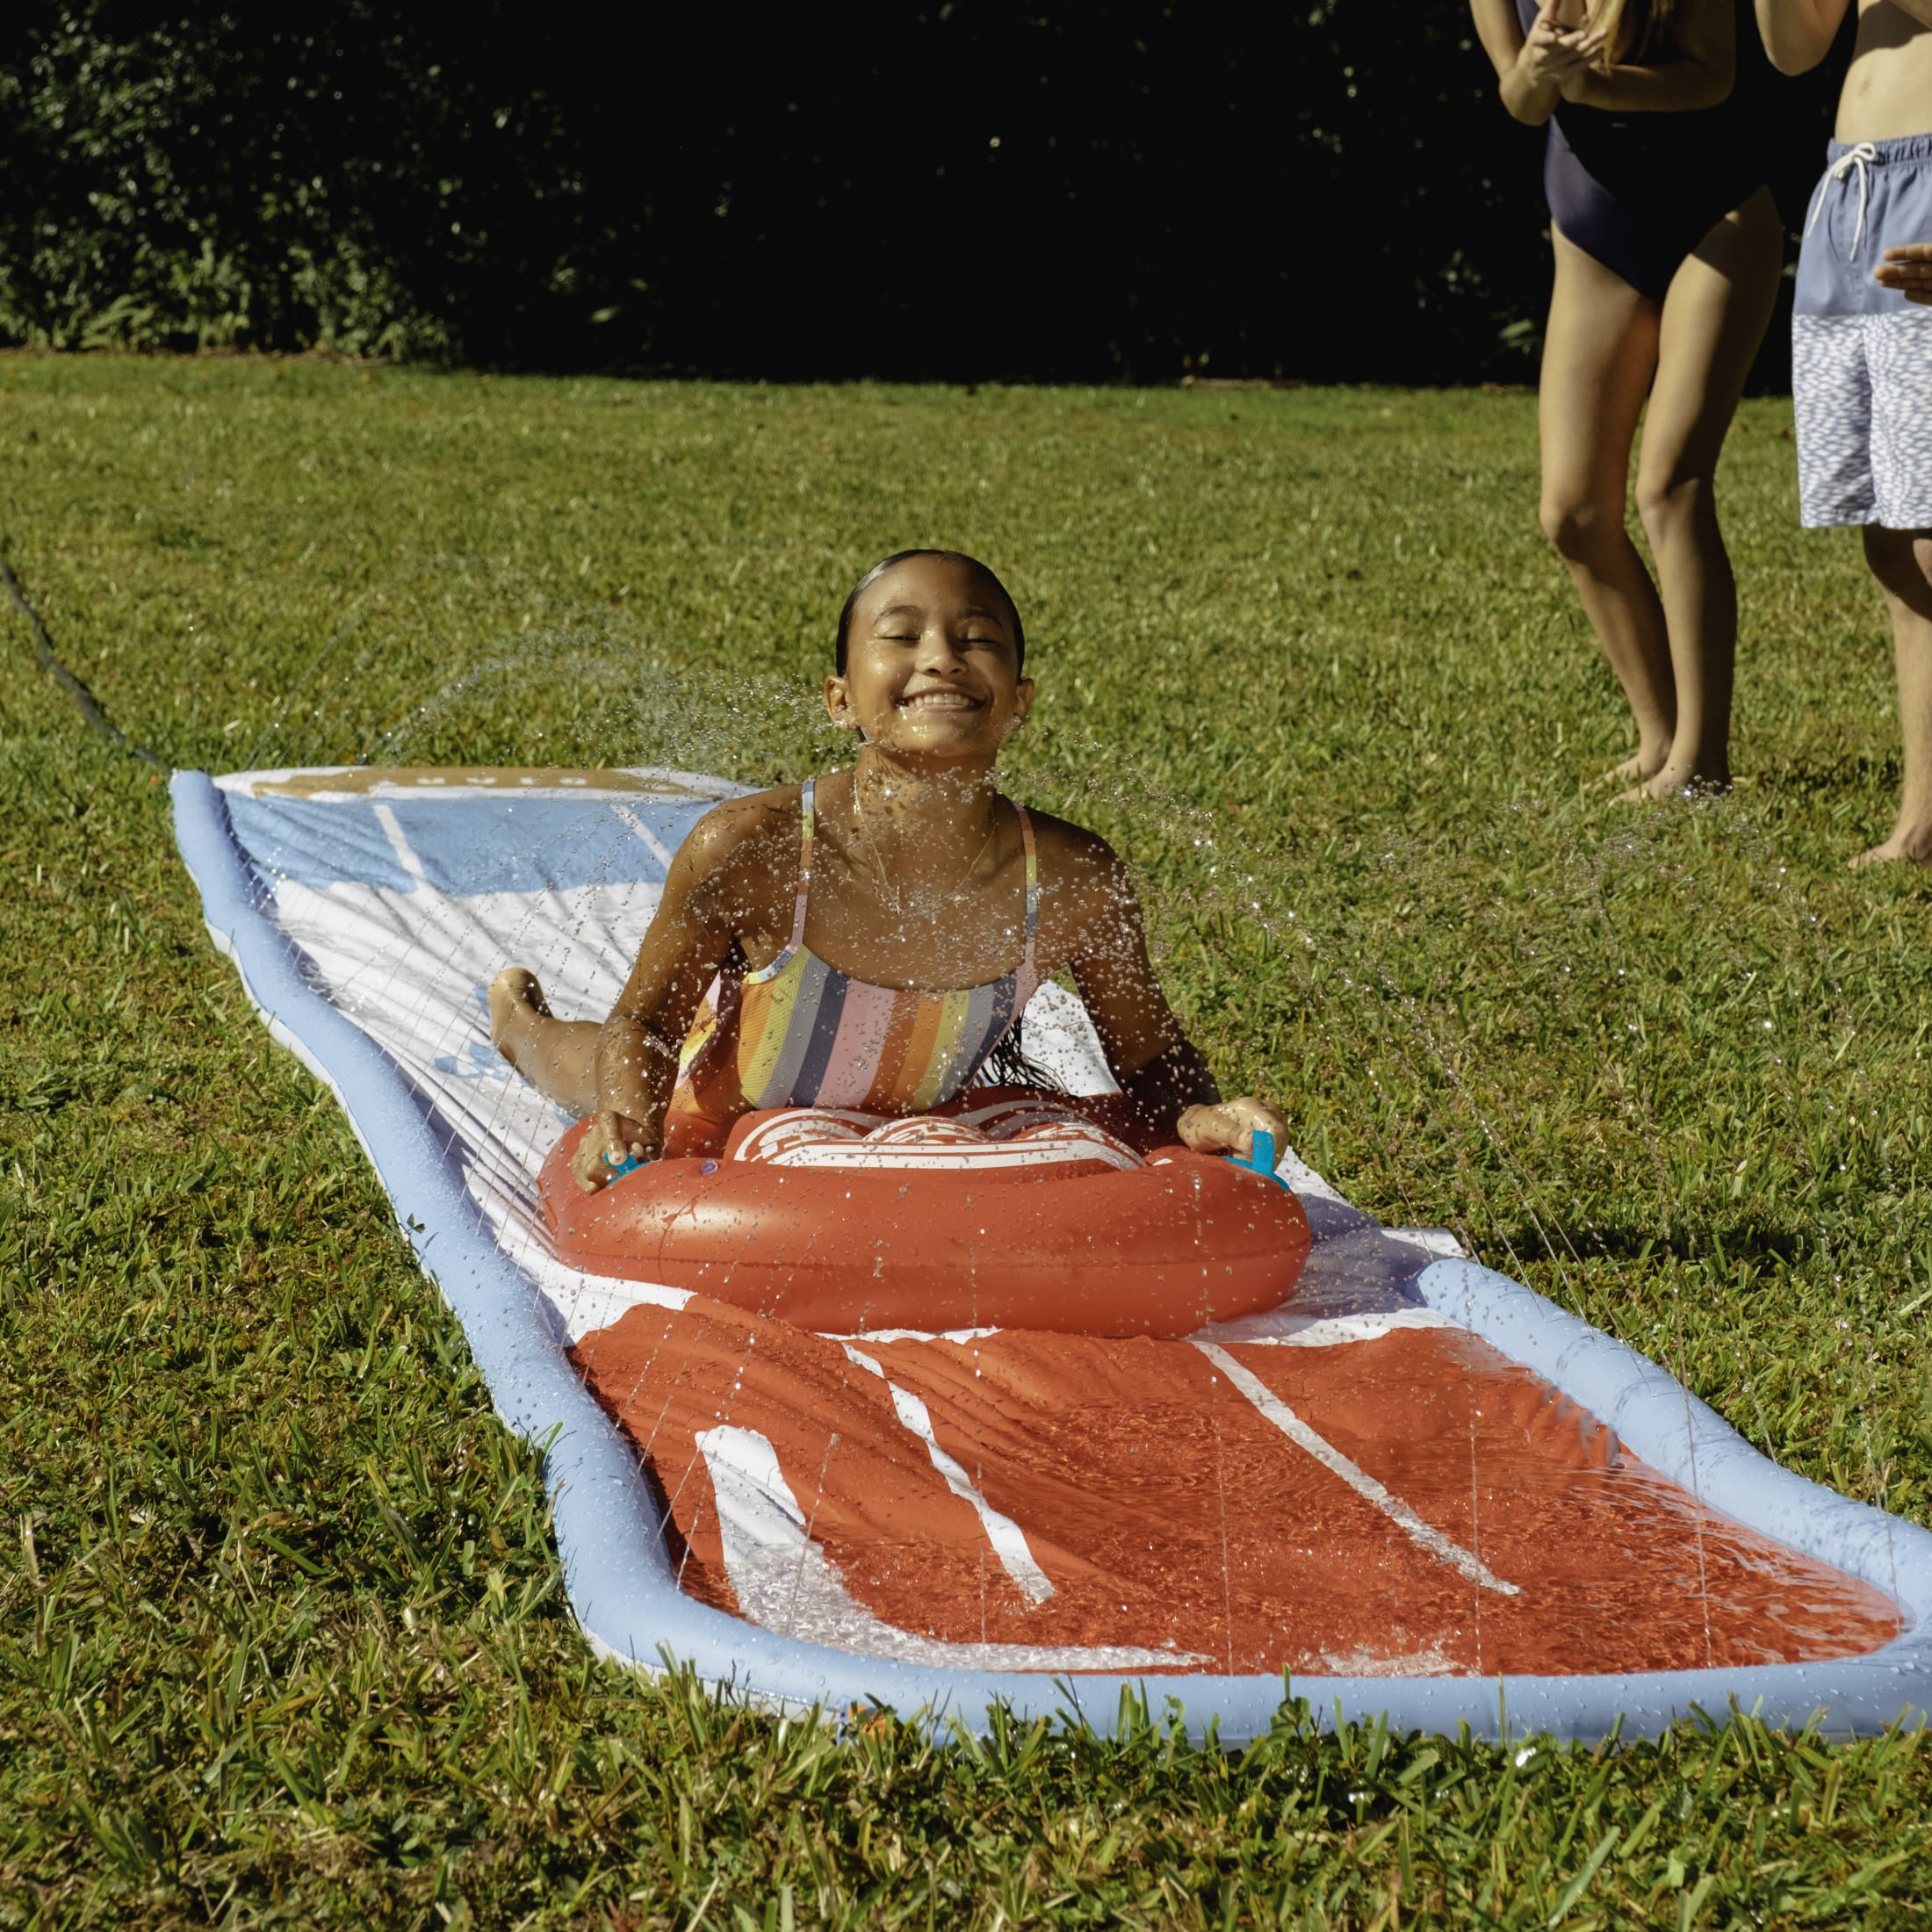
[825,553,1034,763]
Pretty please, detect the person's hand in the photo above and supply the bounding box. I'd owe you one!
[1520,7,1603,89]
[571,1108,655,1193]
[1177,1096,1293,1164]
[1876,244,1932,307]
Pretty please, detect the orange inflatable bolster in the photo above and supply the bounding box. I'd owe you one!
[539,1113,1311,1337]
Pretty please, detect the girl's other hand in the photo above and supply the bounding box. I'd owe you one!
[1876,244,1932,306]
[1177,1096,1294,1164]
[571,1110,655,1193]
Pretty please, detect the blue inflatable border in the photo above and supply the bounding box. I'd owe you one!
[172,770,1932,1743]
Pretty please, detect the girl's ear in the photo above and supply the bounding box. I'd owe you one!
[1012,675,1036,725]
[824,674,857,730]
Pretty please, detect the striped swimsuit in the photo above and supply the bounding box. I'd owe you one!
[665,780,1040,1152]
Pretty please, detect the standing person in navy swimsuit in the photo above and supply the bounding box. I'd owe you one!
[1471,1,1784,797]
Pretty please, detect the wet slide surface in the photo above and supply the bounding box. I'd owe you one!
[573,1299,1901,1677]
[174,765,1917,1716]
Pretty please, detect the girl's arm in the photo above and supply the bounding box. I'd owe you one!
[1753,0,1852,73]
[1062,838,1290,1159]
[576,801,773,1186]
[1564,0,1736,109]
[1469,0,1603,125]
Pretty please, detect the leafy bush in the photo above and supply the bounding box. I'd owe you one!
[0,2,1837,379]
[0,4,584,358]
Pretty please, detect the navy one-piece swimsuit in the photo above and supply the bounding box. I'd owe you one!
[1515,0,1777,299]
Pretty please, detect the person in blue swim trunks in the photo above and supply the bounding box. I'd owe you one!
[1470,0,1786,799]
[1756,0,1932,866]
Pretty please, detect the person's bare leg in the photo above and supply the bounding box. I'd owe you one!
[1539,230,1673,786]
[488,967,602,1113]
[1630,189,1784,799]
[1852,525,1932,868]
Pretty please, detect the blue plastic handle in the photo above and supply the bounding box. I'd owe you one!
[1226,1128,1292,1190]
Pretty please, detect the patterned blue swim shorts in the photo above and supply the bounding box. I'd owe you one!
[1791,134,1932,530]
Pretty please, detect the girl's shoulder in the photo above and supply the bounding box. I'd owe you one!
[1022,807,1147,970]
[674,783,804,880]
[707,779,805,825]
[1023,806,1129,886]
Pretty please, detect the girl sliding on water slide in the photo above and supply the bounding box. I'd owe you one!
[490,549,1289,1193]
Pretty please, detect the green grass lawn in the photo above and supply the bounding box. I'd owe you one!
[2,353,1928,1928]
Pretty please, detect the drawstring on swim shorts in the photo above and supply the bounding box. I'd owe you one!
[1806,141,1880,261]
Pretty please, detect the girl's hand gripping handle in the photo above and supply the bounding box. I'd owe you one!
[1225,1127,1292,1191]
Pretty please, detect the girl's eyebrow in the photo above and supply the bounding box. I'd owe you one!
[869,600,1007,628]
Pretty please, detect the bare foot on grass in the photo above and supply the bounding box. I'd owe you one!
[488,966,551,1074]
[1849,824,1932,869]
[1588,753,1648,794]
[1586,748,1669,794]
[1612,772,1734,806]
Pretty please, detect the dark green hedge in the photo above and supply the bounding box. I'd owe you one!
[0,4,586,359]
[0,3,1839,381]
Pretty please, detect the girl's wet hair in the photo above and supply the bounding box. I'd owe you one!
[835,550,1026,675]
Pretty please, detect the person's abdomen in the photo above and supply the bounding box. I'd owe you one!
[1838,4,1932,144]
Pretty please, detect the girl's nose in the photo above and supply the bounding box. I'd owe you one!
[914,627,969,671]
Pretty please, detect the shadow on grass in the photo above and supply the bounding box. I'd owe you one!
[1758,753,1900,799]
[1484,1216,1808,1270]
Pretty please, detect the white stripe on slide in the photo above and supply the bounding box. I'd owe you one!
[843,1345,1054,1604]
[609,802,677,872]
[1193,1341,1520,1598]
[695,1426,1193,1667]
[371,803,433,891]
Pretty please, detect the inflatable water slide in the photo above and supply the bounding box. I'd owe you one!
[172,765,1932,1742]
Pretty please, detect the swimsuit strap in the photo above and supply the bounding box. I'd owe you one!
[1014,801,1038,977]
[789,778,815,950]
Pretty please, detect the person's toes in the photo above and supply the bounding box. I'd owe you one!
[1850,832,1932,870]
[1586,753,1654,794]
[1634,768,1732,804]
